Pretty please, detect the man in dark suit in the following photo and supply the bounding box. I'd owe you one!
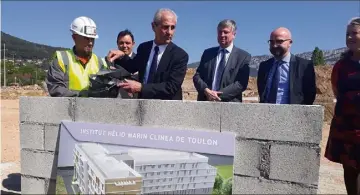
[111,29,138,98]
[107,8,188,100]
[116,29,136,59]
[193,19,251,102]
[257,27,316,105]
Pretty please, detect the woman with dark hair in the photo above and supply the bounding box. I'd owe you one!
[325,17,360,195]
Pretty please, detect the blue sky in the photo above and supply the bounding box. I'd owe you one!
[2,1,359,63]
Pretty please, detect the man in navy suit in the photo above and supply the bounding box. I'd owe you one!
[193,19,251,102]
[257,27,316,105]
[107,8,189,100]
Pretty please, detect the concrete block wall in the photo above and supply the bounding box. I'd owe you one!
[19,96,323,194]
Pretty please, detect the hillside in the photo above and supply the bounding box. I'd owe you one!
[187,47,347,70]
[0,31,68,60]
[1,31,345,76]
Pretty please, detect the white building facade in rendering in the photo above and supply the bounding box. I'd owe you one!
[129,148,217,194]
[72,143,142,194]
[72,143,217,194]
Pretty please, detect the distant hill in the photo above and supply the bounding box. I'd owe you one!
[0,31,68,60]
[0,31,346,75]
[187,47,347,77]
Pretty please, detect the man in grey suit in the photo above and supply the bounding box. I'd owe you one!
[193,19,251,102]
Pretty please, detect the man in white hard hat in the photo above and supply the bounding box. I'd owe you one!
[46,16,110,97]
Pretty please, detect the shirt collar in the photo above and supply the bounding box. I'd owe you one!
[152,41,168,54]
[219,42,234,54]
[277,52,291,63]
[72,46,91,64]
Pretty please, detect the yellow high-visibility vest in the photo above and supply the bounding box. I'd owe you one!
[55,50,108,91]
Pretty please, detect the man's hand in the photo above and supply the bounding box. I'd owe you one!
[204,88,222,101]
[107,50,125,63]
[109,66,117,70]
[117,79,142,93]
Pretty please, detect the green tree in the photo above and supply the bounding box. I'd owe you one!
[1,61,17,86]
[213,174,223,190]
[0,61,46,86]
[221,178,232,195]
[311,47,326,66]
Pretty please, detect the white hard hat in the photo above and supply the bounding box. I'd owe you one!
[70,16,99,39]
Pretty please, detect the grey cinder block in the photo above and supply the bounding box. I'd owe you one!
[140,100,221,131]
[74,98,140,125]
[269,144,320,185]
[20,123,44,150]
[19,97,324,194]
[21,149,57,179]
[221,103,323,143]
[44,125,60,152]
[232,176,317,194]
[233,139,261,177]
[21,176,47,194]
[20,97,74,124]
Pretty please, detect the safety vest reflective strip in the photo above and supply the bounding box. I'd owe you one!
[55,50,107,91]
[55,51,66,72]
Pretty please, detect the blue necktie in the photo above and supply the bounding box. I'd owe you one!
[145,46,159,84]
[213,49,227,91]
[264,60,282,103]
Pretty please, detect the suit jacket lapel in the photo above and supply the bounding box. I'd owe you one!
[265,58,275,80]
[220,48,237,86]
[263,58,275,97]
[143,41,153,68]
[289,54,297,103]
[210,47,220,83]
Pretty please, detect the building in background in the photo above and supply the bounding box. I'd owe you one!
[72,143,217,194]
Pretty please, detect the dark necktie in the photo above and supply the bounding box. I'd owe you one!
[146,46,159,84]
[213,49,227,91]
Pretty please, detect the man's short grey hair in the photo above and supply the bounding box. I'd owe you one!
[153,8,178,25]
[217,19,237,32]
[348,17,360,26]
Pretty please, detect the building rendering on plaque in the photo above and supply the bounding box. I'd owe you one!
[72,143,142,194]
[72,143,217,194]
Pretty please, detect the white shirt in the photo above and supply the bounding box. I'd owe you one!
[143,41,168,83]
[147,41,168,69]
[211,42,234,90]
[128,52,134,57]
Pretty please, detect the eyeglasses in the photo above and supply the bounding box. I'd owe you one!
[268,39,291,45]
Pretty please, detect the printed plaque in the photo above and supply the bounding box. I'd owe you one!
[55,120,235,195]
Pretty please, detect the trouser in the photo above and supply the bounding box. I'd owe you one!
[343,165,360,195]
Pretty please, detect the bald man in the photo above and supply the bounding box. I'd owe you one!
[257,27,316,105]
